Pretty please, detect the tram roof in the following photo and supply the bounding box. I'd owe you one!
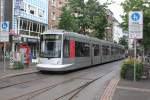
[41,29,66,35]
[41,29,123,47]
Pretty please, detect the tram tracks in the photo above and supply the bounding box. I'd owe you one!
[8,69,115,100]
[56,70,114,100]
[0,72,51,90]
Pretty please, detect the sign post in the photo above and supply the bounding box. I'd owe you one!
[0,21,9,72]
[129,11,143,81]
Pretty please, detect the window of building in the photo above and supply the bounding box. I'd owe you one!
[51,0,56,6]
[38,9,44,17]
[63,39,70,58]
[22,20,27,30]
[42,25,45,33]
[28,5,36,15]
[51,12,56,20]
[33,23,37,32]
[20,2,27,12]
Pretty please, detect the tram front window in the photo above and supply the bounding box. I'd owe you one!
[40,34,62,58]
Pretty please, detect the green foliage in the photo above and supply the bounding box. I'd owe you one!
[59,0,108,39]
[58,7,78,32]
[120,58,143,80]
[13,62,24,69]
[119,36,128,49]
[121,0,150,49]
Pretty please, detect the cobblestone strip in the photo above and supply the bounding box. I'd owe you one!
[100,79,119,100]
[117,86,150,93]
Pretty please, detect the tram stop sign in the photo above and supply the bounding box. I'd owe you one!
[0,21,9,42]
[129,11,143,39]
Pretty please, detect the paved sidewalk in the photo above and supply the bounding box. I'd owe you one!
[112,79,150,100]
[0,61,38,79]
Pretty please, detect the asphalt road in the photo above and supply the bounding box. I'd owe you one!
[0,60,122,100]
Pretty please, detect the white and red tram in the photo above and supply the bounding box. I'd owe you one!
[37,30,124,71]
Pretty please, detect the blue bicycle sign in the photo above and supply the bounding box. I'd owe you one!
[0,22,9,31]
[2,23,8,30]
[129,11,143,39]
[131,12,140,21]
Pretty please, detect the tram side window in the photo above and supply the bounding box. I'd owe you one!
[111,47,115,55]
[75,42,90,57]
[93,44,99,56]
[63,39,70,58]
[102,45,110,55]
[114,47,118,55]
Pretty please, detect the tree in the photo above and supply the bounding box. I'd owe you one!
[119,36,128,49]
[59,0,108,39]
[121,0,150,51]
[58,7,78,32]
[86,0,108,39]
[121,0,145,30]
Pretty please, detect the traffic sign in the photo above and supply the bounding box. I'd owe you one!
[0,32,9,42]
[0,21,9,42]
[129,11,143,39]
[0,21,9,31]
[131,12,140,21]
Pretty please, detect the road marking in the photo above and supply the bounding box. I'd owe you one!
[117,86,150,93]
[100,79,119,100]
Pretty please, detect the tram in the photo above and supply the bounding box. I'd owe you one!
[37,30,124,71]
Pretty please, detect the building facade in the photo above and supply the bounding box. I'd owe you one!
[48,0,68,29]
[0,0,11,60]
[105,9,114,42]
[8,0,48,60]
[113,18,123,43]
[0,0,4,60]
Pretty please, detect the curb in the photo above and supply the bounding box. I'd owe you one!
[100,79,119,100]
[0,70,38,79]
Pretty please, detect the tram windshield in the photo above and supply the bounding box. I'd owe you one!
[40,34,62,58]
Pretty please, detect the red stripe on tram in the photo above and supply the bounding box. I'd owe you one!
[69,39,75,58]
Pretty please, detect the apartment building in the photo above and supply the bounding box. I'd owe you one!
[105,9,114,42]
[3,0,49,60]
[48,0,68,29]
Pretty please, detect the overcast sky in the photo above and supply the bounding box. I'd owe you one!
[106,0,125,23]
[85,0,125,22]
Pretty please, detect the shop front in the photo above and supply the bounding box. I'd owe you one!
[21,37,40,61]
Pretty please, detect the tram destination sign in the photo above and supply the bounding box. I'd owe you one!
[128,11,143,39]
